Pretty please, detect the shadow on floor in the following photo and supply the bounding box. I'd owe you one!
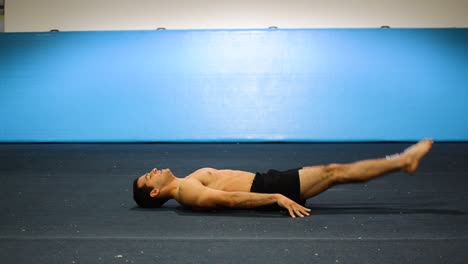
[130,203,466,218]
[308,205,466,215]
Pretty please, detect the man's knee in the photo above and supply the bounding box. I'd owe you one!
[323,163,348,184]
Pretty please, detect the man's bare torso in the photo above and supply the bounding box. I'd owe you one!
[185,168,256,192]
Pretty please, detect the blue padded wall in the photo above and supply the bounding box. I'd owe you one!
[0,29,467,142]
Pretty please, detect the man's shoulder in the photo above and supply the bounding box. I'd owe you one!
[179,177,202,189]
[176,177,210,206]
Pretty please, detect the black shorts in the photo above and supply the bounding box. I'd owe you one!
[250,168,305,210]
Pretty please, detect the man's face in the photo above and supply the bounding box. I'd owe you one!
[136,168,171,189]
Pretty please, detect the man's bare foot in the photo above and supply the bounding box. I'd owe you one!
[401,139,434,174]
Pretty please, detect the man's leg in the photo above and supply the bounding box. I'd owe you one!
[298,139,433,200]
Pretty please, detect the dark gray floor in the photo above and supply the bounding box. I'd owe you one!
[0,143,467,263]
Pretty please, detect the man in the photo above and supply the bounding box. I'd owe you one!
[133,139,433,218]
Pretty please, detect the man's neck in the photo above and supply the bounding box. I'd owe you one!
[161,177,182,199]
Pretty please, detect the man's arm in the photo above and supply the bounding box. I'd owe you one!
[177,179,310,218]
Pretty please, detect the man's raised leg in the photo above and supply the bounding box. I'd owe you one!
[298,139,433,200]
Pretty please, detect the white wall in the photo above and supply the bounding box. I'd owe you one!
[5,0,468,32]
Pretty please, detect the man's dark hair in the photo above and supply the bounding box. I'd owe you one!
[133,178,170,208]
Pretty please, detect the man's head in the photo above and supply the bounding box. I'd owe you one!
[133,168,174,208]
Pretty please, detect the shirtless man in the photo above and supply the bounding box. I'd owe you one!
[133,139,433,218]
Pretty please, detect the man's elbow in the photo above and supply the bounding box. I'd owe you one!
[198,192,237,208]
[205,193,236,208]
[220,193,241,208]
[223,197,237,208]
[196,197,231,209]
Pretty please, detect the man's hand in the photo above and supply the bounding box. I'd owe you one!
[276,194,311,218]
